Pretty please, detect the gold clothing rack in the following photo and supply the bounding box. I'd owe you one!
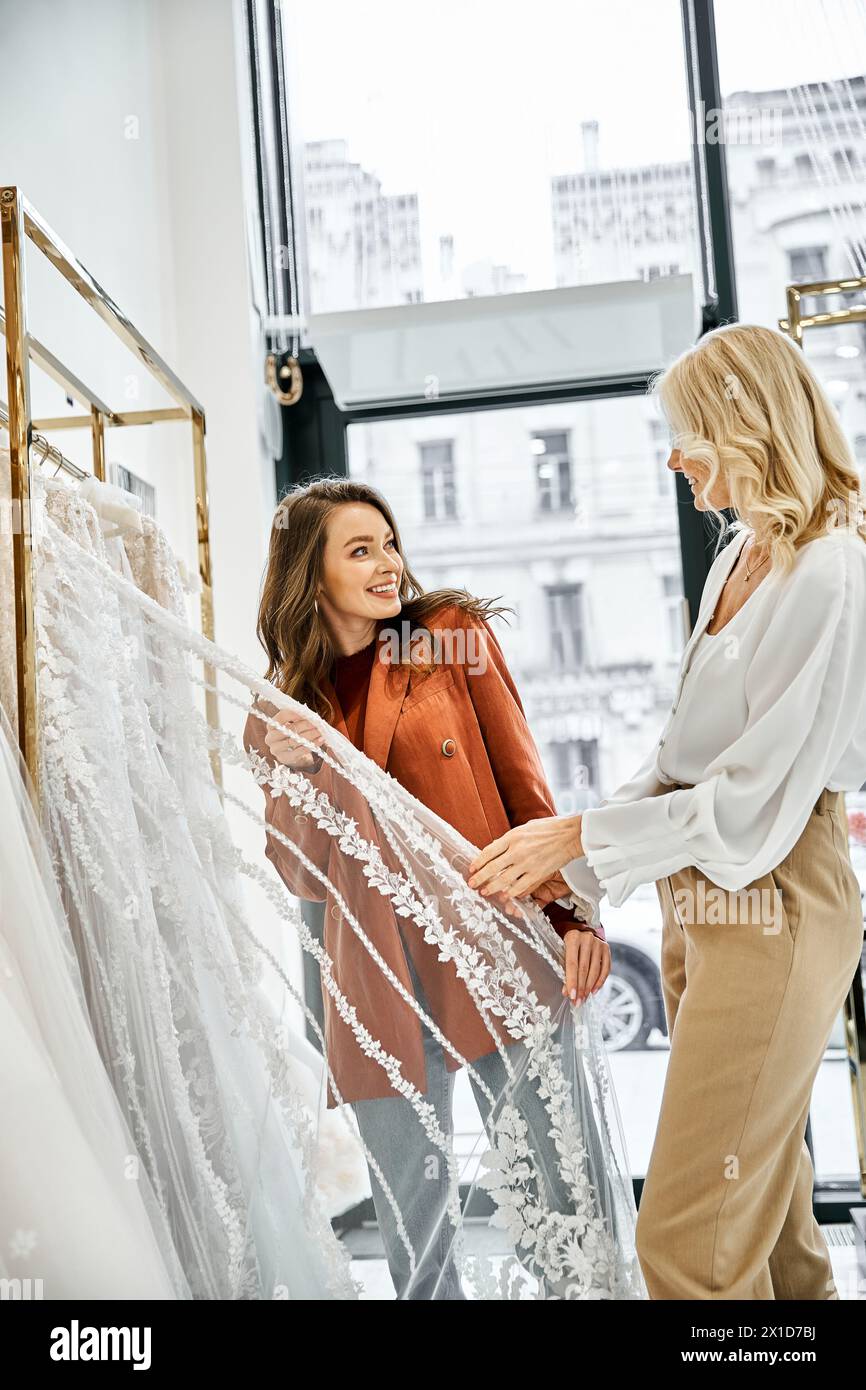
[779,271,866,340]
[1,185,219,795]
[1,400,90,480]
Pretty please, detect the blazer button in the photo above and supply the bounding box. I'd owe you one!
[441,738,456,757]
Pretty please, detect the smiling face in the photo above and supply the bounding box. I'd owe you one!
[317,501,404,642]
[666,447,732,511]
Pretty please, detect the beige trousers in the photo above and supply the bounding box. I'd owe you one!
[636,786,864,1300]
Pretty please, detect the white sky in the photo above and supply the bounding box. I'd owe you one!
[285,0,866,287]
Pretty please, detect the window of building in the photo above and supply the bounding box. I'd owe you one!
[847,238,866,273]
[787,246,831,312]
[649,417,673,494]
[532,431,574,513]
[550,738,600,795]
[419,440,457,520]
[756,156,776,184]
[793,151,813,179]
[662,571,685,654]
[787,245,828,282]
[547,583,585,670]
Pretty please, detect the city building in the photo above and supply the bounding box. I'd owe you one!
[303,138,423,312]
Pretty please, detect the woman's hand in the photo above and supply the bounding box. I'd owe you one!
[470,872,576,920]
[467,815,583,900]
[562,928,610,1005]
[264,708,326,771]
[530,872,572,908]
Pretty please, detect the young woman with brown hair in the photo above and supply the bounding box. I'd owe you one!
[243,476,610,1299]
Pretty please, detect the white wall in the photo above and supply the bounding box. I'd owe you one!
[1,0,299,994]
[0,0,274,672]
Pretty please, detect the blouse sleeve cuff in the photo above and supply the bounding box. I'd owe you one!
[558,859,603,927]
[552,896,606,942]
[578,793,702,906]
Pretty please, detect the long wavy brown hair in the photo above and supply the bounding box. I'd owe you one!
[256,476,513,722]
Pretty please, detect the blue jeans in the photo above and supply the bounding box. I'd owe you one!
[350,950,583,1299]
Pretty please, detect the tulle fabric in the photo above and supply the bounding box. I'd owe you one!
[32,479,360,1301]
[0,703,189,1299]
[29,471,644,1299]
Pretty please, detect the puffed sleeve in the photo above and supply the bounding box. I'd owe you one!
[560,741,675,916]
[571,532,866,906]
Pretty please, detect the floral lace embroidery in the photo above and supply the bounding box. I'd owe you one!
[35,517,357,1300]
[35,514,643,1301]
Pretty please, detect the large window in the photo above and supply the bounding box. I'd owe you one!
[285,0,700,315]
[348,392,684,1175]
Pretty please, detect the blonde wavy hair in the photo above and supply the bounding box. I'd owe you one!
[652,322,866,576]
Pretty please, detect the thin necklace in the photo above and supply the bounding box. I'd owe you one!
[743,538,771,581]
[708,537,770,627]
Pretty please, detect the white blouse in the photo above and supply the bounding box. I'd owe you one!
[561,523,866,925]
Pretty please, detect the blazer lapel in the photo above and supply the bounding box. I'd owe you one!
[363,649,410,769]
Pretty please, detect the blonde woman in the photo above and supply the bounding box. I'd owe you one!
[468,323,866,1300]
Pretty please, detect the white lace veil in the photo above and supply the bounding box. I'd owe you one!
[31,483,358,1300]
[30,485,644,1301]
[0,701,189,1299]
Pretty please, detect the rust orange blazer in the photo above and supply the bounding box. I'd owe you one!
[243,602,604,1105]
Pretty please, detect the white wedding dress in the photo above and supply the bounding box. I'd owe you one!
[0,703,189,1299]
[24,475,361,1300]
